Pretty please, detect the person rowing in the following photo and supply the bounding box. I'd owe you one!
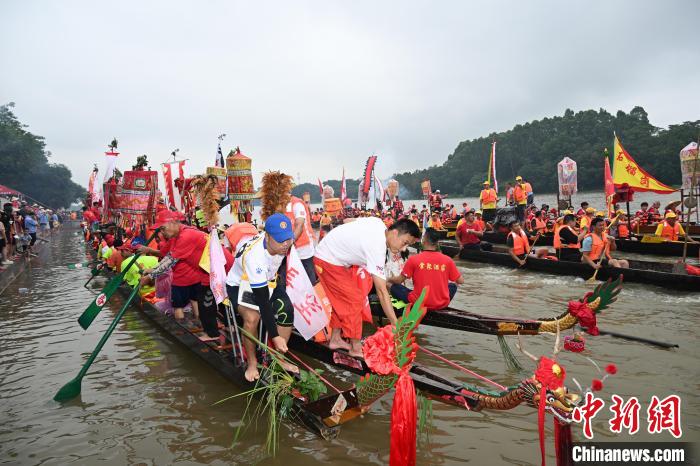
[654,211,698,244]
[388,227,464,311]
[581,217,629,270]
[224,213,298,381]
[554,213,585,262]
[507,220,548,266]
[314,217,420,358]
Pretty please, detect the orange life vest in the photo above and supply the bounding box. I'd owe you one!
[659,221,680,241]
[509,230,530,255]
[224,223,259,251]
[523,182,533,193]
[480,188,497,207]
[513,184,527,205]
[554,225,580,250]
[585,232,611,261]
[579,215,592,231]
[285,196,314,248]
[533,218,546,232]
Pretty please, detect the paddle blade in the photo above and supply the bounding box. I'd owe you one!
[67,262,90,270]
[53,377,81,402]
[77,276,122,330]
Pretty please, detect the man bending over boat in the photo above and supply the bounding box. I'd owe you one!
[225,214,297,381]
[388,227,464,311]
[581,217,629,270]
[314,217,420,357]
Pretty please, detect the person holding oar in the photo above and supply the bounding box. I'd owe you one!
[506,220,548,267]
[581,217,629,271]
[654,211,698,244]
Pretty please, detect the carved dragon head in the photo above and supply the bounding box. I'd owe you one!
[519,378,580,423]
[516,321,580,423]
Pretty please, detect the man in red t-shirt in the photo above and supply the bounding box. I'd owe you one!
[388,228,463,310]
[455,211,484,250]
[141,210,219,338]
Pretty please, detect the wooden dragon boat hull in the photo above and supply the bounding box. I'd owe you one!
[287,332,483,411]
[95,258,358,439]
[439,240,700,292]
[369,277,621,336]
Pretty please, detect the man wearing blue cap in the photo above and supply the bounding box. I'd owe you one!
[225,213,297,381]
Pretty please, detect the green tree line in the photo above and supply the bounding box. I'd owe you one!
[0,103,85,208]
[393,106,700,198]
[292,179,362,203]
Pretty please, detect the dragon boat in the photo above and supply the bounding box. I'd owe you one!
[461,230,700,258]
[370,277,621,336]
[91,251,363,440]
[439,240,700,292]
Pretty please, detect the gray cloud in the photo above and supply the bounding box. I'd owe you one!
[1,0,698,188]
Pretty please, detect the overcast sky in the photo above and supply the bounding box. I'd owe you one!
[1,1,698,188]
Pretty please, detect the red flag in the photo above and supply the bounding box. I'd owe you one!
[604,153,615,216]
[317,178,324,198]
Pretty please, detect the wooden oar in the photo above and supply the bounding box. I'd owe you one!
[521,232,542,266]
[54,283,142,402]
[586,214,621,283]
[596,329,679,349]
[78,230,159,330]
[673,152,698,275]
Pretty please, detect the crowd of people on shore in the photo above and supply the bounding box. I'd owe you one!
[0,199,68,271]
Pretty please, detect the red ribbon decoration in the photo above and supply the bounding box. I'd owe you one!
[568,300,599,335]
[390,370,417,466]
[534,357,566,466]
[364,325,419,466]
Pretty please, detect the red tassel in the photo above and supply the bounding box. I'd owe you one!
[554,418,573,466]
[538,386,546,466]
[390,372,417,466]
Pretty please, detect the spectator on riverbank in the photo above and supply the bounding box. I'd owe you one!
[1,203,13,265]
[24,211,38,256]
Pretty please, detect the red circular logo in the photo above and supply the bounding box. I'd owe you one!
[95,293,107,307]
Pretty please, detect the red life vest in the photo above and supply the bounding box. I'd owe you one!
[618,224,630,239]
[285,196,314,248]
[513,185,527,204]
[509,230,530,255]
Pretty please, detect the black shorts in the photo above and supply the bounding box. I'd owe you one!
[171,283,201,308]
[226,284,294,327]
[29,233,37,246]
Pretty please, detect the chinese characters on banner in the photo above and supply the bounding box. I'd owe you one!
[572,393,682,439]
[286,246,330,340]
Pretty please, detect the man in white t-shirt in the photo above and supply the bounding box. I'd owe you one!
[225,213,296,381]
[285,195,317,283]
[314,217,421,357]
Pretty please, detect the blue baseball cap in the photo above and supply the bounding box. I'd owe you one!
[264,213,294,243]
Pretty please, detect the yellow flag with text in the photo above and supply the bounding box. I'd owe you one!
[612,135,676,194]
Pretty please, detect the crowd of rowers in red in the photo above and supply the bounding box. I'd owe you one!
[84,190,440,381]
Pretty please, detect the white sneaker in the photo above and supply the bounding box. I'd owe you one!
[2,260,13,265]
